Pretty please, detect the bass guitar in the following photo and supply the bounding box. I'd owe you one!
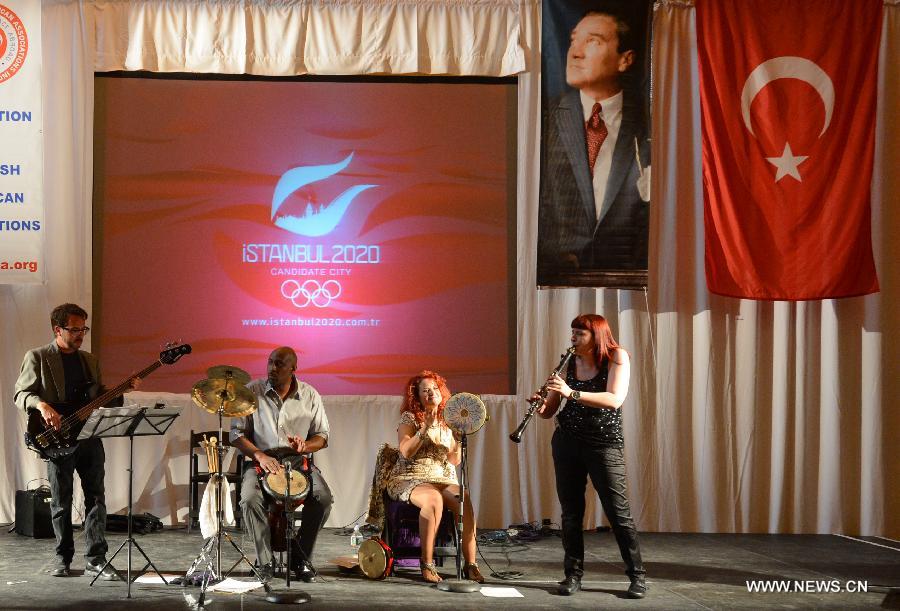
[24,343,191,460]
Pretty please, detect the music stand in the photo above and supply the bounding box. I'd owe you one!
[78,404,181,598]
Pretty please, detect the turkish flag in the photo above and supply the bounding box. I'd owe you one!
[697,0,881,300]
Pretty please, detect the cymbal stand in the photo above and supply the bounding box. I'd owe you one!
[184,373,266,607]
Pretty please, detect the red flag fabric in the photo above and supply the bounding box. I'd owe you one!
[697,0,882,300]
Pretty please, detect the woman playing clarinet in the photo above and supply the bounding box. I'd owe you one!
[533,314,647,598]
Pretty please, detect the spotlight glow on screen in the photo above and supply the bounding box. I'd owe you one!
[93,76,515,395]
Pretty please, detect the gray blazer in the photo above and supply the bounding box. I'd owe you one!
[14,341,106,413]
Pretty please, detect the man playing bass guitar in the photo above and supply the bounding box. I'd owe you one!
[14,303,139,580]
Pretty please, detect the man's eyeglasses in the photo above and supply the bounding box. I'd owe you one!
[60,326,90,335]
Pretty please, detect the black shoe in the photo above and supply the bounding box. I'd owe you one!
[85,561,120,581]
[627,577,647,599]
[51,560,70,577]
[294,562,315,583]
[558,574,581,595]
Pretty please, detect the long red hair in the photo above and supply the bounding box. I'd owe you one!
[402,370,451,426]
[571,314,625,365]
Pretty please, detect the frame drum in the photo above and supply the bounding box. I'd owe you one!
[358,537,394,579]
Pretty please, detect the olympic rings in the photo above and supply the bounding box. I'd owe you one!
[280,279,342,308]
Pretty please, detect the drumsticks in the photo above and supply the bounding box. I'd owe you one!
[201,434,219,473]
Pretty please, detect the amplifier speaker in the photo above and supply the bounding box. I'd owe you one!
[15,488,54,538]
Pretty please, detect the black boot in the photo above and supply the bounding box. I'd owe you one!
[558,574,581,595]
[627,576,647,599]
[559,555,583,595]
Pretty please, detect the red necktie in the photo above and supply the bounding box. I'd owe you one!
[586,102,608,176]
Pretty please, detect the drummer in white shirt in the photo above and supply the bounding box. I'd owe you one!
[231,346,332,583]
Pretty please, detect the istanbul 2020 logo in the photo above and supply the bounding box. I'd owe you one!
[0,4,28,83]
[271,153,376,308]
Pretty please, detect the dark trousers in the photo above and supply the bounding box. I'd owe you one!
[551,429,644,580]
[241,465,333,568]
[47,438,108,565]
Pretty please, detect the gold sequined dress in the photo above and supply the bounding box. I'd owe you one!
[385,411,458,502]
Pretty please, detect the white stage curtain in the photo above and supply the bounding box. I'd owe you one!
[515,0,899,536]
[0,0,896,536]
[85,0,525,75]
[638,0,898,534]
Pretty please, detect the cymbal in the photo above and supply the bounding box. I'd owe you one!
[191,378,258,417]
[205,365,251,385]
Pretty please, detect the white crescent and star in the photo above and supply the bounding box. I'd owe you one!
[739,56,834,183]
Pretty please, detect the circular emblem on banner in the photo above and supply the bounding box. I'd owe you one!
[0,4,28,82]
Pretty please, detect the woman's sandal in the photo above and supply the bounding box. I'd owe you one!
[421,560,442,583]
[463,562,485,583]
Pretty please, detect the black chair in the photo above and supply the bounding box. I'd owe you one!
[382,491,458,573]
[187,430,244,532]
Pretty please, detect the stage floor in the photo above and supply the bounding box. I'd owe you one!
[0,526,895,609]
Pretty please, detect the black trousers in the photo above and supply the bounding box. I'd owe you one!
[241,465,333,568]
[551,428,644,580]
[47,438,108,565]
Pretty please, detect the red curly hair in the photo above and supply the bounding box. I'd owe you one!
[402,370,451,427]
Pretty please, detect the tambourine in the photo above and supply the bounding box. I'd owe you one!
[358,537,394,580]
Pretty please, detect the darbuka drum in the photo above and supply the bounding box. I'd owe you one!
[358,537,394,580]
[258,452,311,506]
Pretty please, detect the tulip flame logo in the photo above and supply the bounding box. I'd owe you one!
[271,153,376,237]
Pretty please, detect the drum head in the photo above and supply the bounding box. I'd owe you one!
[358,538,391,580]
[263,470,310,502]
[444,392,487,435]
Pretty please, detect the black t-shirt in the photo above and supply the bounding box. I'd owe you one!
[60,351,88,402]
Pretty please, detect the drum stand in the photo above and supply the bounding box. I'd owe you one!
[437,433,480,594]
[265,460,310,605]
[184,386,265,608]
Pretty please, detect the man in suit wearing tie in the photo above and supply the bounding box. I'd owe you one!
[537,9,649,283]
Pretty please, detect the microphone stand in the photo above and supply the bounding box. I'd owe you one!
[265,459,310,605]
[437,433,480,594]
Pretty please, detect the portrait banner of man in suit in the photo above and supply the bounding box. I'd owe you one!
[537,1,652,289]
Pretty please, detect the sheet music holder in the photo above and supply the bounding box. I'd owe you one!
[77,404,180,442]
[79,405,181,598]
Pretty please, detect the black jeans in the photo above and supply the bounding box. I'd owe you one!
[241,465,333,567]
[47,438,108,565]
[551,428,644,580]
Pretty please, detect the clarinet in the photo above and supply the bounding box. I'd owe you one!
[509,346,576,443]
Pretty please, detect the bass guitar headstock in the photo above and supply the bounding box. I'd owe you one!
[160,342,192,364]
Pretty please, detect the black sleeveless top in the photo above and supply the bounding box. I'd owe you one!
[555,357,624,448]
